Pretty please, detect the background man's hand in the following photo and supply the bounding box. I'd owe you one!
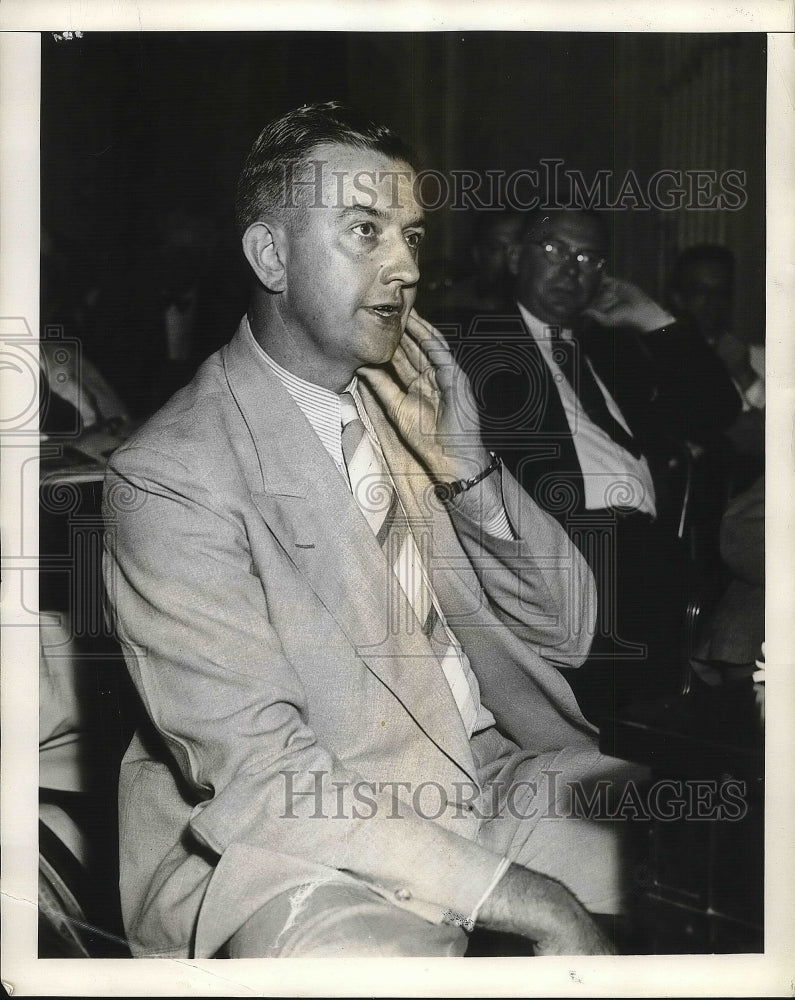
[584,276,676,333]
[477,863,615,956]
[361,310,504,520]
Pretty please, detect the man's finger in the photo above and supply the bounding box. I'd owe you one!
[390,338,425,386]
[398,323,452,392]
[397,326,427,373]
[407,310,452,353]
[359,364,404,413]
[406,311,461,374]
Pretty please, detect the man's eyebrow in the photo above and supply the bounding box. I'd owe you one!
[337,203,385,221]
[336,203,425,228]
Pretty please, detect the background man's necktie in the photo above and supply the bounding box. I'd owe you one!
[339,392,483,735]
[554,330,643,459]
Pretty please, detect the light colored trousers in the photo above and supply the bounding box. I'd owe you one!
[226,726,647,957]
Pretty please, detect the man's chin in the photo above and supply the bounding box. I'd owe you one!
[539,308,580,329]
[541,294,586,325]
[358,340,403,372]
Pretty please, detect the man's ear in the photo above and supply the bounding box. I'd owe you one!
[242,219,288,292]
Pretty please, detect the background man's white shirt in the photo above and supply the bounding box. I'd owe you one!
[518,303,657,517]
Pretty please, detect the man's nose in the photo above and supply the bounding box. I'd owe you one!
[379,235,420,286]
[557,252,580,278]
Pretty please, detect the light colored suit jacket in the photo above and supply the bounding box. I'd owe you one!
[103,318,597,957]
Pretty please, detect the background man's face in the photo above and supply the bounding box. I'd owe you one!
[513,212,606,327]
[279,143,423,378]
[673,260,733,342]
[473,215,524,291]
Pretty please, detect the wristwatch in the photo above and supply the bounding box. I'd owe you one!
[433,451,501,503]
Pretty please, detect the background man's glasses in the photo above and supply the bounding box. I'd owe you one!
[530,238,606,275]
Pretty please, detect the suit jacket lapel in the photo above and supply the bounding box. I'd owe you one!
[511,311,586,513]
[221,322,477,781]
[358,378,488,617]
[575,316,659,449]
[573,315,616,400]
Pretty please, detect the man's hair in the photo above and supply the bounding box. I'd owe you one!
[471,207,525,244]
[671,243,736,290]
[518,207,610,249]
[235,101,418,236]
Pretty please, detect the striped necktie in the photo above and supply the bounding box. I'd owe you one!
[339,392,488,736]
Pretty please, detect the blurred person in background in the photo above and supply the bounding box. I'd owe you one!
[425,209,524,315]
[85,208,243,418]
[443,208,742,722]
[668,244,765,494]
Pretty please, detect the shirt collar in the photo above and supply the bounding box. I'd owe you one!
[517,301,573,341]
[245,315,366,468]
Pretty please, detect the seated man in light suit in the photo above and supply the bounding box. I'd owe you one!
[102,103,643,959]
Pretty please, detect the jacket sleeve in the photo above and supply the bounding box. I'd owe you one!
[445,463,597,668]
[638,320,743,442]
[103,444,506,930]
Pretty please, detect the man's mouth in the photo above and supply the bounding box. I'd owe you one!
[367,303,403,320]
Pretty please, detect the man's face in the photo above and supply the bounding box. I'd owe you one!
[473,216,524,290]
[673,260,733,342]
[278,143,423,381]
[512,212,606,327]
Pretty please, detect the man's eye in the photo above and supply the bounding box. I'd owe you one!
[352,222,377,238]
[405,231,424,251]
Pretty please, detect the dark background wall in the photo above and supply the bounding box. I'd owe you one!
[41,31,766,340]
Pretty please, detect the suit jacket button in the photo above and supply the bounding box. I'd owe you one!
[394,888,412,901]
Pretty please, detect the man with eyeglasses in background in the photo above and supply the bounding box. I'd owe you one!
[446,208,741,723]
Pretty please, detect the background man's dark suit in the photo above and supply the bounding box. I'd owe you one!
[444,311,741,517]
[438,304,742,720]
